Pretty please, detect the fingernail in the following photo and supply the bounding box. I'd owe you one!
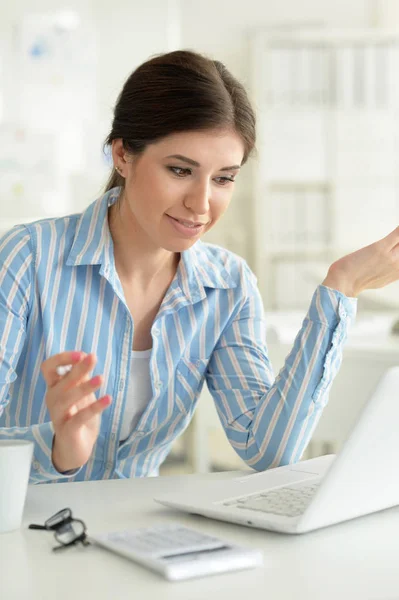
[71,351,82,362]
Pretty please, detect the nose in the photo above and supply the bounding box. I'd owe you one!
[183,181,210,215]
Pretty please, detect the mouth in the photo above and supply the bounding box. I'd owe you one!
[165,214,209,237]
[167,215,208,228]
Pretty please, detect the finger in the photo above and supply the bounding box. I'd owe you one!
[42,351,85,387]
[59,353,97,391]
[47,375,104,419]
[65,395,112,427]
[67,394,96,417]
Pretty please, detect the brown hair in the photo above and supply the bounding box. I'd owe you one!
[103,49,256,193]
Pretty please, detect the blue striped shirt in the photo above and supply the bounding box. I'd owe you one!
[0,187,357,483]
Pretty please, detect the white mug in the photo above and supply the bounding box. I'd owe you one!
[0,440,34,533]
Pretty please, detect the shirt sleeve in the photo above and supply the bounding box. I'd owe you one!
[205,265,357,472]
[0,225,80,482]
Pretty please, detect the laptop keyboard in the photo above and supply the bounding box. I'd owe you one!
[222,482,321,518]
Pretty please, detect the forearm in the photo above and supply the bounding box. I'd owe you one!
[52,435,82,474]
[216,285,357,471]
[322,258,364,298]
[245,318,343,470]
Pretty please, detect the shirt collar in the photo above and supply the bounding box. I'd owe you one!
[66,187,119,272]
[66,187,237,302]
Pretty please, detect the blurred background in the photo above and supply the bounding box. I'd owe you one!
[2,0,399,475]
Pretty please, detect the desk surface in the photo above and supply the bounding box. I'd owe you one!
[2,471,399,600]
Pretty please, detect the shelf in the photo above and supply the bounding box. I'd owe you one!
[252,28,399,309]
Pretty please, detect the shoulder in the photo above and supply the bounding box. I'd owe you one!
[3,213,80,256]
[0,224,33,265]
[0,225,35,296]
[0,223,31,248]
[24,212,80,240]
[0,214,84,283]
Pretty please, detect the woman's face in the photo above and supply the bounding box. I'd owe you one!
[111,129,245,253]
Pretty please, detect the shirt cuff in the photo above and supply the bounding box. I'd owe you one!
[307,284,357,330]
[30,422,82,481]
[308,285,357,404]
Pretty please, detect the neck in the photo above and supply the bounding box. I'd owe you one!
[108,200,179,289]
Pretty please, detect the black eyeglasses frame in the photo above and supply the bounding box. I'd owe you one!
[28,507,90,551]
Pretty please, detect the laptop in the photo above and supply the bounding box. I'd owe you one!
[155,366,399,534]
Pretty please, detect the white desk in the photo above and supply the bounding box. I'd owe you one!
[2,471,399,600]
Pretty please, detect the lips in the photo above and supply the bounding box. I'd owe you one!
[167,216,207,227]
[165,214,208,238]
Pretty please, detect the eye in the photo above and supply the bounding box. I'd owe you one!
[168,166,192,177]
[214,176,235,186]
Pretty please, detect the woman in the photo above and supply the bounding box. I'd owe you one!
[1,50,398,483]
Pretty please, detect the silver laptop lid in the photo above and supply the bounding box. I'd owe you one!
[299,366,399,532]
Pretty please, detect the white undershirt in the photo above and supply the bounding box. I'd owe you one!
[119,349,152,442]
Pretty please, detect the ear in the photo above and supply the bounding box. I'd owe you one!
[111,139,126,166]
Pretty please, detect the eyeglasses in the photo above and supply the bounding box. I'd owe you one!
[28,507,90,551]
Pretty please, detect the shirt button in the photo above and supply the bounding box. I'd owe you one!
[155,380,162,390]
[33,460,40,470]
[153,327,160,336]
[106,462,113,470]
[111,432,116,441]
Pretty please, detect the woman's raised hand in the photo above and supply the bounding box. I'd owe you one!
[323,226,399,297]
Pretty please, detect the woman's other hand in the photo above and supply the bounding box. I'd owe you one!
[41,351,112,472]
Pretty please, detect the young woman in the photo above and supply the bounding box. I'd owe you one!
[1,50,398,483]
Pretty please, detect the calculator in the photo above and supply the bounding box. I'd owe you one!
[90,523,263,581]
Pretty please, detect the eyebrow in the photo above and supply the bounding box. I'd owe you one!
[165,154,241,171]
